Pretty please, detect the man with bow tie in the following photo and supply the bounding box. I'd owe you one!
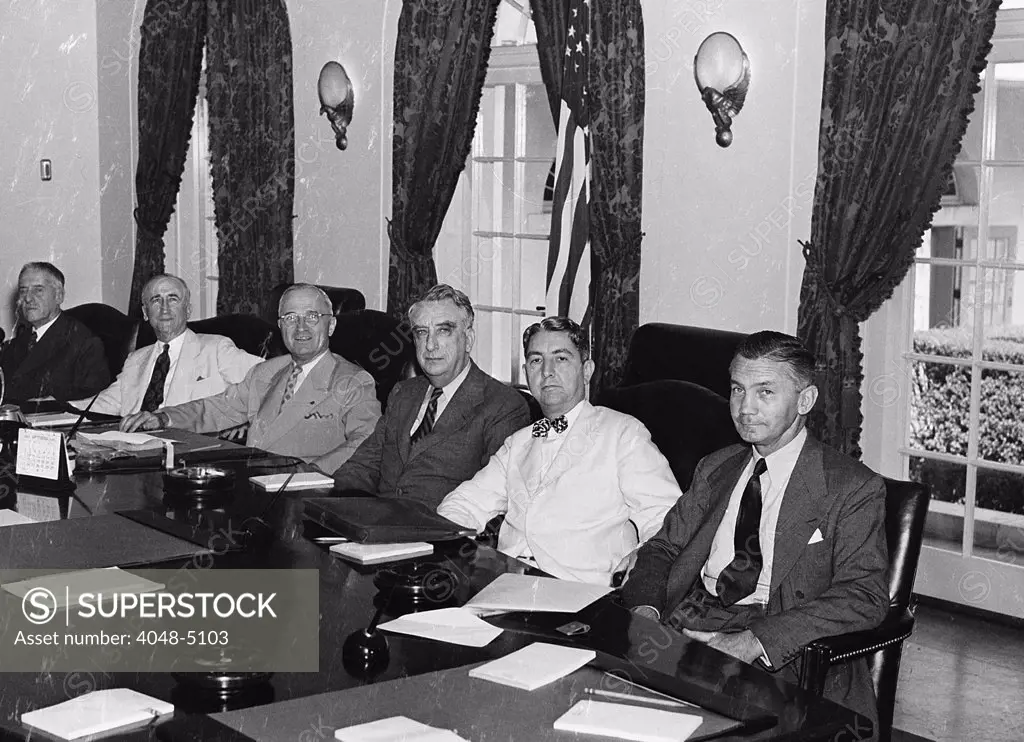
[332,284,529,508]
[72,275,261,415]
[619,331,888,728]
[438,317,681,586]
[122,284,380,473]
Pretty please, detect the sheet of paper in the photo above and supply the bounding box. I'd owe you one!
[335,715,468,742]
[15,493,62,523]
[0,509,37,527]
[21,688,173,740]
[26,412,84,428]
[465,573,612,613]
[378,607,503,648]
[15,428,65,480]
[249,473,336,491]
[76,431,165,449]
[553,699,703,742]
[468,642,595,691]
[2,567,165,610]
[330,541,434,565]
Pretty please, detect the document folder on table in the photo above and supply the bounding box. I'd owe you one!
[303,497,475,543]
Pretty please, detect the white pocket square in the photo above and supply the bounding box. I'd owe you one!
[808,528,824,545]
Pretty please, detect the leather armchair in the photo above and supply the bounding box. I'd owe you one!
[263,283,366,324]
[329,309,416,407]
[63,303,141,377]
[798,478,930,742]
[136,314,285,359]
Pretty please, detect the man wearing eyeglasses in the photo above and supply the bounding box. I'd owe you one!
[73,275,261,415]
[122,284,381,473]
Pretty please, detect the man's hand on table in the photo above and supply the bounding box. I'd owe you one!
[682,628,765,664]
[120,411,168,433]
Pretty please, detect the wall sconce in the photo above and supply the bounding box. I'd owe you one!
[318,61,355,151]
[693,32,750,148]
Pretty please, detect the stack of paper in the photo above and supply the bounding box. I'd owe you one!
[553,699,704,742]
[0,509,37,527]
[249,472,336,491]
[26,411,83,428]
[378,607,503,647]
[335,716,467,742]
[468,642,595,691]
[21,688,174,740]
[330,541,433,565]
[465,573,612,613]
[76,431,165,451]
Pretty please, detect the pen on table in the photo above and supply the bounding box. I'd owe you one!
[185,444,222,454]
[584,687,695,709]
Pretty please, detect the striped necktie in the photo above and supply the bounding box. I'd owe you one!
[410,386,443,445]
[716,457,768,606]
[141,344,170,413]
[278,363,302,414]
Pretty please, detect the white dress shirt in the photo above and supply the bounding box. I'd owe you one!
[145,331,188,400]
[702,428,808,605]
[290,350,329,394]
[31,313,61,341]
[408,362,471,436]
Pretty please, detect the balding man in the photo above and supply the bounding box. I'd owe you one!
[74,275,261,416]
[122,284,381,472]
[0,262,109,404]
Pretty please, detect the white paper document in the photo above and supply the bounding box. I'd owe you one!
[468,642,595,691]
[378,607,503,648]
[465,573,612,613]
[26,411,85,428]
[331,541,434,565]
[21,688,174,740]
[0,509,37,527]
[3,567,165,610]
[77,431,165,449]
[249,472,336,491]
[335,715,468,742]
[553,699,704,742]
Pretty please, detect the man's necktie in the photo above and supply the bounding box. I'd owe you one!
[532,415,568,438]
[278,363,302,414]
[716,457,768,607]
[410,387,443,445]
[140,344,170,413]
[24,328,38,356]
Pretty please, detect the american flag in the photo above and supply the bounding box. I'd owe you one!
[545,0,591,327]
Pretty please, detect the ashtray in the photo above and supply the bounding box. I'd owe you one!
[164,465,235,491]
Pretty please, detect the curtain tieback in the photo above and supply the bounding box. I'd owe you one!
[134,207,167,241]
[386,218,434,265]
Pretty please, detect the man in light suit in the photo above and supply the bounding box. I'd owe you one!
[620,331,888,728]
[333,285,530,508]
[0,262,109,404]
[123,284,381,473]
[74,275,261,415]
[438,317,682,586]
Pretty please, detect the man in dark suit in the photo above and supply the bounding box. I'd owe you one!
[333,284,530,508]
[0,262,109,404]
[620,331,889,729]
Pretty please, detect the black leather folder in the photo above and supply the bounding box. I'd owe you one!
[302,497,475,543]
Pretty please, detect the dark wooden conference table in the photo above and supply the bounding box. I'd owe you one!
[0,428,871,741]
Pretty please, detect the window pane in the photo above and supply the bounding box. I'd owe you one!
[474,162,515,234]
[909,359,970,457]
[994,64,1024,161]
[912,265,978,353]
[478,86,511,158]
[521,161,553,231]
[525,84,556,158]
[972,467,1024,566]
[520,237,548,312]
[474,309,514,383]
[466,236,514,308]
[976,269,1024,353]
[912,456,965,555]
[959,71,985,162]
[979,367,1024,465]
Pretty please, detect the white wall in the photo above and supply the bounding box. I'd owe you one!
[0,0,104,331]
[639,0,825,334]
[287,0,400,310]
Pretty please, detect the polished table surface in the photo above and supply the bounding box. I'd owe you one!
[0,433,871,741]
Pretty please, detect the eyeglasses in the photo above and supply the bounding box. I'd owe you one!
[279,311,332,327]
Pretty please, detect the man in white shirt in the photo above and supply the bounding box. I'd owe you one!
[620,331,888,725]
[74,274,261,415]
[122,284,380,472]
[438,316,681,586]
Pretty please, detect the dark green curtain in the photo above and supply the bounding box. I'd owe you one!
[386,0,501,319]
[534,0,645,392]
[797,0,999,457]
[130,0,206,316]
[207,0,295,316]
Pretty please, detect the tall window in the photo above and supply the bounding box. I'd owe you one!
[869,21,1024,619]
[435,0,555,384]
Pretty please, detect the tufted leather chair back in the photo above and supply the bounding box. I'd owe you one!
[136,314,285,359]
[64,303,141,377]
[263,283,366,324]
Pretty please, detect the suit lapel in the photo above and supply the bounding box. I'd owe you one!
[398,377,431,464]
[264,354,337,446]
[409,363,485,460]
[537,402,597,488]
[165,330,199,405]
[769,436,828,596]
[126,345,157,413]
[9,314,68,380]
[256,360,295,436]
